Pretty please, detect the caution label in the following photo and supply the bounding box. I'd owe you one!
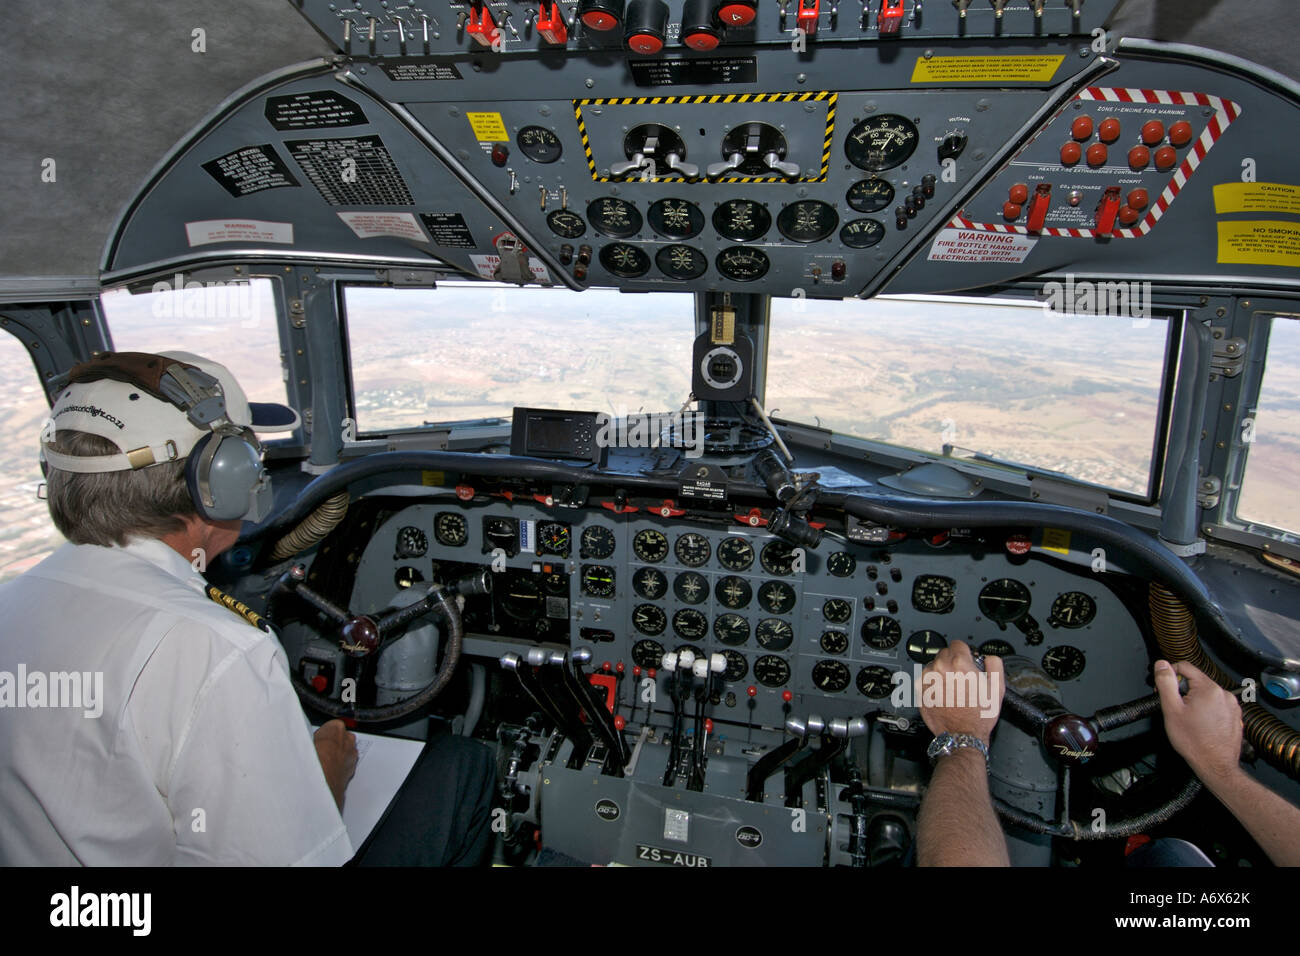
[911,55,1064,84]
[466,111,509,141]
[1041,528,1072,555]
[1213,182,1300,216]
[184,219,294,247]
[928,228,1037,264]
[1216,220,1300,267]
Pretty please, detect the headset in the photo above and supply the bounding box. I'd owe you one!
[42,352,272,523]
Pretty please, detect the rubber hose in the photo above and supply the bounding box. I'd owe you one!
[268,491,349,563]
[1150,583,1300,779]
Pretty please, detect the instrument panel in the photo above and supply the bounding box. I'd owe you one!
[348,498,1154,729]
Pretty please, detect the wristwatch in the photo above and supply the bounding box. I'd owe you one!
[927,732,990,768]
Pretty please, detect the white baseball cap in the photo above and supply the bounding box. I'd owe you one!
[41,350,299,474]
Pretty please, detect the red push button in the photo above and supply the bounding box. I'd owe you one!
[1070,115,1094,141]
[1060,142,1082,166]
[310,674,329,693]
[782,690,793,703]
[683,27,720,49]
[1127,188,1149,210]
[1008,183,1030,205]
[1097,117,1121,143]
[1154,145,1178,170]
[746,685,758,698]
[1168,120,1194,147]
[1117,205,1141,226]
[1141,120,1166,146]
[1006,534,1033,555]
[1127,145,1150,171]
[1003,202,1022,221]
[718,1,757,25]
[626,30,663,53]
[1086,143,1108,168]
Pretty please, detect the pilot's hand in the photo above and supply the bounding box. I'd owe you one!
[919,640,1004,745]
[1154,659,1242,784]
[314,719,359,811]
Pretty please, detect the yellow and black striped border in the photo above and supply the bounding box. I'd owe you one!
[573,91,837,184]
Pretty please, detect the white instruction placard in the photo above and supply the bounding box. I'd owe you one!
[337,211,429,241]
[185,219,294,247]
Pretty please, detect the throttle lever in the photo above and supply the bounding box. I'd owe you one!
[560,648,629,772]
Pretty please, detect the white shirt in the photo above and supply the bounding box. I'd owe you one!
[0,537,353,865]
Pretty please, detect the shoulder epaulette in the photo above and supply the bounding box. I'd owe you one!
[206,584,271,632]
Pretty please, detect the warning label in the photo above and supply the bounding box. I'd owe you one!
[201,145,299,197]
[1041,528,1072,555]
[469,253,552,283]
[1216,220,1300,267]
[911,55,1064,84]
[184,219,294,247]
[466,112,509,142]
[420,212,477,248]
[928,228,1037,264]
[380,60,465,82]
[1214,182,1300,217]
[337,212,429,241]
[265,91,366,130]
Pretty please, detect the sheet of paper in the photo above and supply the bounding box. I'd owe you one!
[333,730,425,850]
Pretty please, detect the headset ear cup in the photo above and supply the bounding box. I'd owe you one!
[185,432,215,520]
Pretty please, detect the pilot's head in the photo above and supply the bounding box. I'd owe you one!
[39,350,298,551]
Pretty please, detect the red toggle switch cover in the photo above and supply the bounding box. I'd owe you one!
[466,5,500,47]
[879,0,905,33]
[796,0,819,34]
[1026,183,1052,232]
[1095,186,1122,234]
[536,2,568,44]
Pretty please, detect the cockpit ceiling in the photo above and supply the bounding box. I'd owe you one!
[0,0,1296,287]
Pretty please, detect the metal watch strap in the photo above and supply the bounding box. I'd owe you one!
[927,732,990,768]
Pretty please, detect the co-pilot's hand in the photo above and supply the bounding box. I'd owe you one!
[919,640,1004,745]
[313,719,359,810]
[1154,659,1242,785]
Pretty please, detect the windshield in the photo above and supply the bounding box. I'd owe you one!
[766,295,1172,498]
[344,283,695,433]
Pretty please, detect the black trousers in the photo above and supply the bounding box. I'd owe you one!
[350,734,496,866]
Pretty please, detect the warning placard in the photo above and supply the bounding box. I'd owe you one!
[1217,220,1300,267]
[337,212,429,241]
[1213,182,1300,216]
[201,145,299,197]
[911,55,1064,84]
[468,254,551,283]
[928,228,1037,264]
[185,219,294,247]
[466,111,509,142]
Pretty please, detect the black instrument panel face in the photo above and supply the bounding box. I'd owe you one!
[350,501,1152,730]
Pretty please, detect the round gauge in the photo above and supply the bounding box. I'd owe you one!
[823,598,853,624]
[542,572,568,595]
[717,536,755,571]
[674,571,709,605]
[715,246,770,282]
[674,533,711,567]
[516,125,562,163]
[712,576,751,610]
[757,580,797,614]
[537,521,571,557]
[712,199,771,242]
[633,529,669,563]
[433,512,468,547]
[760,541,799,576]
[827,551,856,577]
[754,655,792,688]
[979,639,1015,657]
[820,629,849,654]
[501,573,543,619]
[632,638,666,668]
[857,664,893,699]
[846,177,895,213]
[1050,591,1097,629]
[546,209,586,239]
[906,629,948,663]
[581,565,616,598]
[713,613,750,646]
[721,649,749,682]
[777,200,838,243]
[756,618,794,651]
[812,659,852,693]
[861,615,903,650]
[395,566,424,589]
[580,525,616,559]
[587,197,642,238]
[978,579,1031,625]
[647,198,705,239]
[395,526,428,559]
[1042,645,1086,681]
[912,575,956,614]
[484,517,518,555]
[655,244,708,281]
[633,566,669,599]
[839,218,886,249]
[844,114,920,171]
[599,242,650,278]
[673,608,709,640]
[633,603,667,636]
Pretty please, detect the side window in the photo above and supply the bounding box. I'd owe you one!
[1236,316,1300,536]
[99,278,289,407]
[0,333,63,580]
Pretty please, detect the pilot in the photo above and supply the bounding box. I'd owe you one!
[915,642,1300,866]
[0,349,494,865]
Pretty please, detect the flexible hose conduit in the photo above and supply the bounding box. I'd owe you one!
[1150,583,1300,780]
[268,490,350,563]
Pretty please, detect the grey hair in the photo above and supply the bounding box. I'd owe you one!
[45,429,195,547]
